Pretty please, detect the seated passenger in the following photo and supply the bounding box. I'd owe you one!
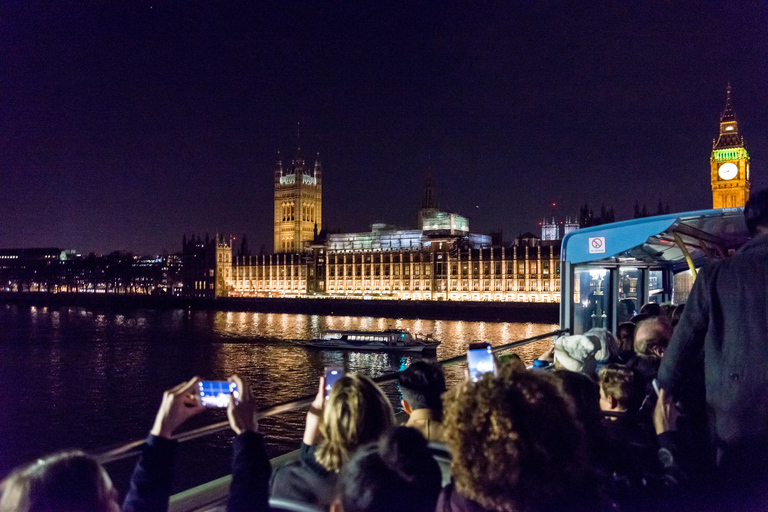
[0,377,266,512]
[271,373,395,509]
[437,362,600,512]
[397,361,446,442]
[330,426,441,512]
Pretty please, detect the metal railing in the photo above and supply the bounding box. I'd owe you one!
[97,329,566,465]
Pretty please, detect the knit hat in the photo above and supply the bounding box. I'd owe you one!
[554,334,598,374]
[585,327,619,363]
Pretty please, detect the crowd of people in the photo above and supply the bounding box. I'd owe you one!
[3,189,768,512]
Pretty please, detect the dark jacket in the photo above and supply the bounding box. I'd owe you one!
[270,443,336,510]
[658,234,768,450]
[228,432,271,512]
[122,435,178,512]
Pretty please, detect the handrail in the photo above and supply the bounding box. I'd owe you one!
[96,329,566,464]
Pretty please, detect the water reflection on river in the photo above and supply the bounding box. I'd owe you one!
[0,304,557,493]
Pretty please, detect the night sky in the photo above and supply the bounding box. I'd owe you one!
[3,1,768,255]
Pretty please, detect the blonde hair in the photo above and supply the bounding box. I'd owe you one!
[315,374,395,472]
[0,451,115,512]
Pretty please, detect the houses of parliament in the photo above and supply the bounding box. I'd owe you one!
[182,86,753,301]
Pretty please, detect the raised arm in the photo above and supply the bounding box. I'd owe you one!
[123,377,205,512]
[227,375,271,512]
[303,376,326,446]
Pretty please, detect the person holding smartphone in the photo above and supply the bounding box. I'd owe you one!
[271,372,395,510]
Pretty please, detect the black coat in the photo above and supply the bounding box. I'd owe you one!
[270,443,337,510]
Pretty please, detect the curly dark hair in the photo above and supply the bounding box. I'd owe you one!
[442,367,591,512]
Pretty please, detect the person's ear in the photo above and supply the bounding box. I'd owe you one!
[401,399,413,415]
[330,499,344,512]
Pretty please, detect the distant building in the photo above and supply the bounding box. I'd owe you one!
[563,216,579,236]
[711,84,750,208]
[541,217,559,241]
[541,216,579,241]
[181,234,232,298]
[274,149,322,253]
[229,222,560,302]
[191,153,561,303]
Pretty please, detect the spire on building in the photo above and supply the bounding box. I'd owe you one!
[296,121,301,157]
[421,166,439,211]
[721,83,735,122]
[314,152,322,179]
[714,83,744,150]
[418,165,440,229]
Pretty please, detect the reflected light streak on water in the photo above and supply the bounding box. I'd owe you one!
[0,304,557,494]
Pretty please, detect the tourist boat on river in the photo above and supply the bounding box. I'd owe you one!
[308,328,440,353]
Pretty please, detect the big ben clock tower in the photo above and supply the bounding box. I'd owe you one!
[711,84,750,209]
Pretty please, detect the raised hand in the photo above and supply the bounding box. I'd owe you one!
[653,388,681,435]
[150,376,206,439]
[227,375,258,435]
[303,376,326,446]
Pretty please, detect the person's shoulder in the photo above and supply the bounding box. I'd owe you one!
[271,458,334,506]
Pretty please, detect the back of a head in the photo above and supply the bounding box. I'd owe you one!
[598,364,642,413]
[639,302,662,317]
[744,187,768,237]
[336,426,441,512]
[397,361,446,415]
[0,451,115,512]
[442,367,590,512]
[318,374,396,472]
[633,317,673,357]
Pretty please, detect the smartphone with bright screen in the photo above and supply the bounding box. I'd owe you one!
[325,367,344,400]
[198,381,239,408]
[467,343,495,382]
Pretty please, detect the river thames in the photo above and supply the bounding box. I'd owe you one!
[0,304,557,494]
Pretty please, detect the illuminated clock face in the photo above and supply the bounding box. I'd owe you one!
[718,162,738,180]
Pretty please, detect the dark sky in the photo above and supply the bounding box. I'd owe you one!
[3,1,768,255]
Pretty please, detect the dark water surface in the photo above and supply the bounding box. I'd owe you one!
[0,304,556,495]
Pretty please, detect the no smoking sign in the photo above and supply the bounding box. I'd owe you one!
[589,237,606,254]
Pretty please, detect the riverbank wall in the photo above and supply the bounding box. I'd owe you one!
[0,292,559,323]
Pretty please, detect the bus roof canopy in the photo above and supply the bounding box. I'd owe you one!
[561,208,749,272]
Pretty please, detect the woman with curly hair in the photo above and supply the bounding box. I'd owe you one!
[271,373,395,509]
[437,365,600,512]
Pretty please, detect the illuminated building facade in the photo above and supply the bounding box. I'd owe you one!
[541,218,559,240]
[274,150,322,253]
[711,84,750,208]
[229,217,561,303]
[541,216,579,241]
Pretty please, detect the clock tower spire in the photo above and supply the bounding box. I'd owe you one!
[711,84,750,209]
